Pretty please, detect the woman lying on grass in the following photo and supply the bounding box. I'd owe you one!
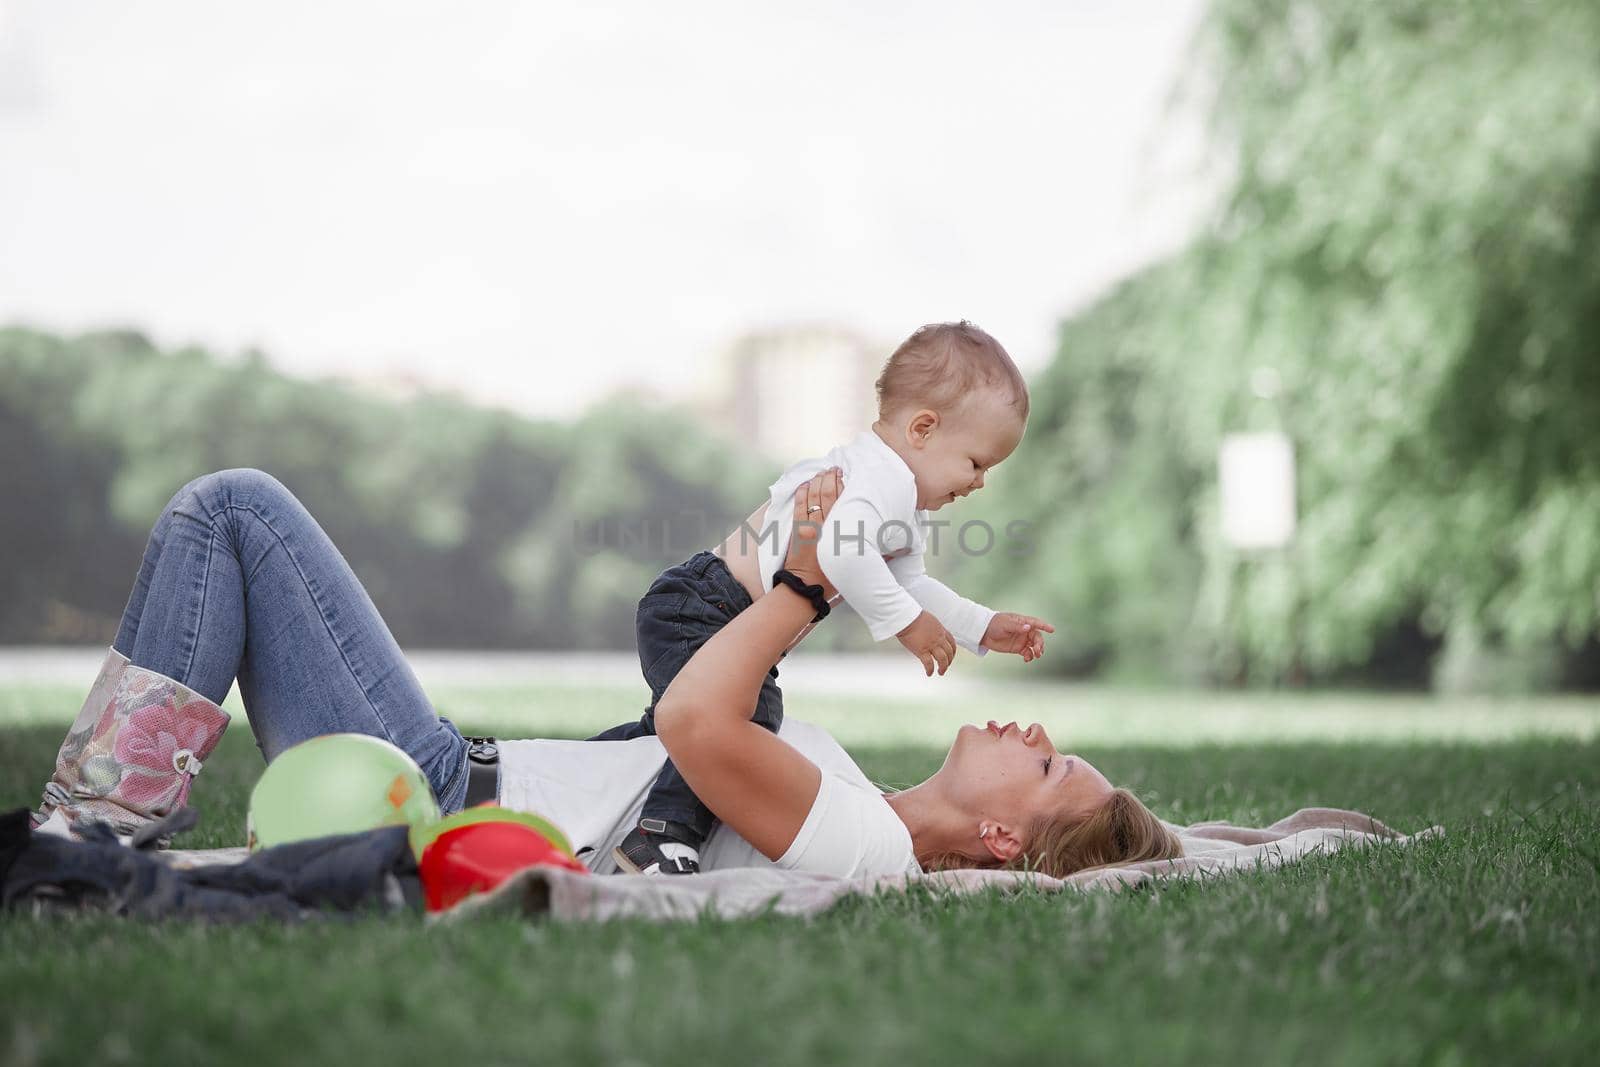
[29,468,1180,880]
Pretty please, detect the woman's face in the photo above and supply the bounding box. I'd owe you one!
[940,720,1114,835]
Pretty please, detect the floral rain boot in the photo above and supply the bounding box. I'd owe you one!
[30,647,231,845]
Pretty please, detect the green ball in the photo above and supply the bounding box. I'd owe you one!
[247,733,442,851]
[409,804,576,861]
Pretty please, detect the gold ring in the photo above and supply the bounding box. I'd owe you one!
[807,504,822,513]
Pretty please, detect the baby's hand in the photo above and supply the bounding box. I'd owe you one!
[981,613,1056,663]
[897,611,957,677]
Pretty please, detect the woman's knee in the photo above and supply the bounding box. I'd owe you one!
[181,468,296,515]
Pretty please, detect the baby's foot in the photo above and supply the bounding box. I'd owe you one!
[613,818,702,875]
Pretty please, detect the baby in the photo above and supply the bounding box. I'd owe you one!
[593,320,1054,874]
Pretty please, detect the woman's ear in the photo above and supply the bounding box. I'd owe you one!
[907,409,939,448]
[979,821,1023,863]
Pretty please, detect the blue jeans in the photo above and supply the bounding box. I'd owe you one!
[111,469,471,813]
[587,550,784,843]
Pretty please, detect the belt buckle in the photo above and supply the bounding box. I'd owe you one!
[466,736,499,763]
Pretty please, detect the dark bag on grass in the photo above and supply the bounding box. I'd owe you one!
[0,807,422,922]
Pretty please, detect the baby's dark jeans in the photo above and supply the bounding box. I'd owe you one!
[587,549,783,843]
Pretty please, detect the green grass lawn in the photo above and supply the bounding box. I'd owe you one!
[2,686,1598,1066]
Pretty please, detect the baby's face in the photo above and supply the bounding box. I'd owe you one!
[905,389,1025,511]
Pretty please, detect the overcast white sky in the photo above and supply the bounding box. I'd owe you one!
[0,1,1211,419]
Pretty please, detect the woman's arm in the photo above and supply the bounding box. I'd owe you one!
[653,468,843,861]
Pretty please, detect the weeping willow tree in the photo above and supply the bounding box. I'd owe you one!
[965,0,1600,688]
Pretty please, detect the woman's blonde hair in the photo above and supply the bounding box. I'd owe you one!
[1008,788,1183,878]
[924,787,1182,878]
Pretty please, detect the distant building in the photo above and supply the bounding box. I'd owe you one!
[705,325,883,461]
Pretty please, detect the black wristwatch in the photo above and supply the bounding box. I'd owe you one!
[771,568,831,623]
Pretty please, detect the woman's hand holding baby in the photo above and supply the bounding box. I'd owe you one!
[980,612,1055,663]
[898,612,957,677]
[783,467,843,599]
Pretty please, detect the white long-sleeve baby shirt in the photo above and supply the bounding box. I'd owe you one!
[748,430,995,653]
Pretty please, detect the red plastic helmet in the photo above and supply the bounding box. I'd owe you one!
[418,815,588,913]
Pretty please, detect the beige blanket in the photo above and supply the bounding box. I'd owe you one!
[432,806,1440,923]
[162,807,1437,922]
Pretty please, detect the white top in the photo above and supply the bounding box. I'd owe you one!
[496,718,922,879]
[750,429,996,652]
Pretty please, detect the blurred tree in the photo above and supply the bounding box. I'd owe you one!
[963,0,1600,688]
[0,331,147,641]
[502,399,771,650]
[0,328,768,650]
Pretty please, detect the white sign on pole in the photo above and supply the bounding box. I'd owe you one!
[1218,431,1296,550]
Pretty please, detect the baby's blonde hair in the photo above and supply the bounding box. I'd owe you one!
[875,321,1029,422]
